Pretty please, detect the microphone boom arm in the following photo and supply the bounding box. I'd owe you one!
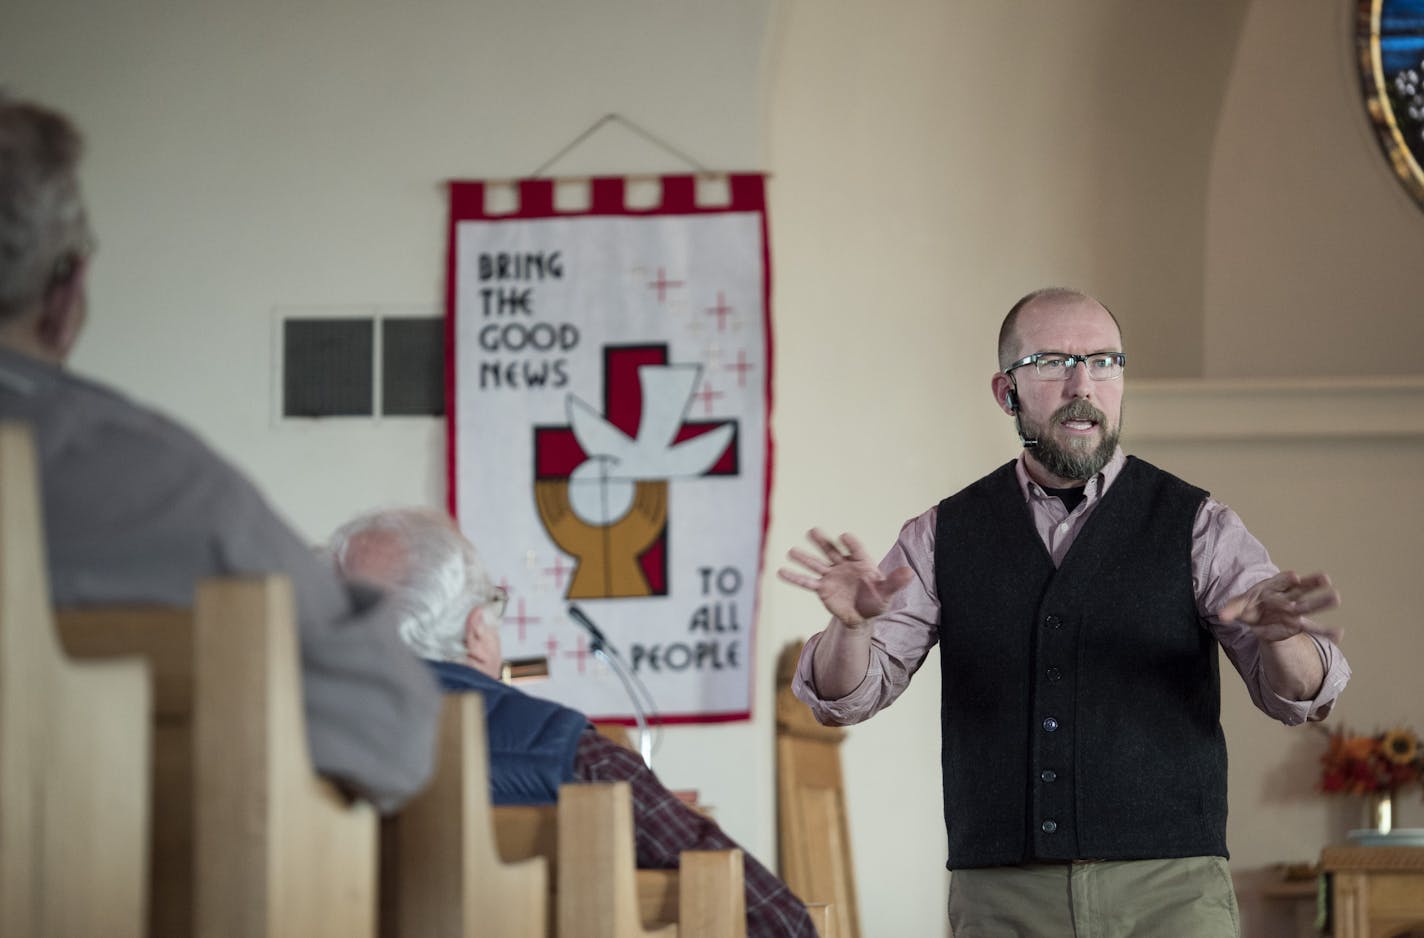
[568,603,658,769]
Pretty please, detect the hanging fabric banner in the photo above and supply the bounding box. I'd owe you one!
[446,174,772,723]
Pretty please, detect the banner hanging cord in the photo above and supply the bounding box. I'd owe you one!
[529,113,712,178]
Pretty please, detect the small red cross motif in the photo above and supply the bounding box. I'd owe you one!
[647,267,684,304]
[545,635,561,658]
[705,291,734,331]
[724,348,756,388]
[692,382,724,416]
[542,554,572,590]
[505,597,542,643]
[563,634,595,675]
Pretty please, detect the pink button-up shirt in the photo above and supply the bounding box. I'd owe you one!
[793,449,1350,727]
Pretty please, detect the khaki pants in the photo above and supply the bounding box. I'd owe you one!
[948,857,1240,938]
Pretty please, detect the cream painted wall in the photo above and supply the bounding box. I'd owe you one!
[1205,0,1424,377]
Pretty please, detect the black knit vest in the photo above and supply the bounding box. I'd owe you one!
[933,456,1226,869]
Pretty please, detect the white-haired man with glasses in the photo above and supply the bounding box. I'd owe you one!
[779,287,1351,936]
[328,507,817,938]
[0,93,440,812]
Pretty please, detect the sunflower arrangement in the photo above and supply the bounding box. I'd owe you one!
[1319,726,1423,796]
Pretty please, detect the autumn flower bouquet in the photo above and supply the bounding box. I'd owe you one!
[1319,726,1423,796]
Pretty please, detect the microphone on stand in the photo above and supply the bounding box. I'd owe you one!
[567,603,612,649]
[567,603,658,769]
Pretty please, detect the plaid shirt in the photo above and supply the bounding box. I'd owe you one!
[573,729,817,937]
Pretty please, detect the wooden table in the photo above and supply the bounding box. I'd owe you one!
[1320,844,1424,937]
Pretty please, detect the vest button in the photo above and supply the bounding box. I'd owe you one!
[1046,667,1062,682]
[1041,819,1058,834]
[1044,615,1063,629]
[1041,769,1058,782]
[1042,717,1059,732]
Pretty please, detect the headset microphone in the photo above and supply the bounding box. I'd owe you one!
[1006,385,1038,448]
[1015,413,1039,448]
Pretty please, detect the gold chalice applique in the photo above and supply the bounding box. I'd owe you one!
[536,363,734,599]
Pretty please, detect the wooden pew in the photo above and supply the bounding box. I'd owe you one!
[496,779,836,936]
[58,574,378,938]
[556,781,679,938]
[380,694,548,937]
[676,849,748,938]
[496,800,757,935]
[494,804,680,930]
[804,903,834,938]
[775,641,858,938]
[194,575,377,937]
[56,605,193,938]
[386,703,741,938]
[0,421,152,938]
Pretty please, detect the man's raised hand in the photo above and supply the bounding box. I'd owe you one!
[777,528,913,627]
[1216,570,1342,644]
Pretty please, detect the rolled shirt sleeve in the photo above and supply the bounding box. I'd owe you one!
[791,509,942,726]
[1193,498,1351,725]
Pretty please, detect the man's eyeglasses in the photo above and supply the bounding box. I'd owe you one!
[1004,351,1126,381]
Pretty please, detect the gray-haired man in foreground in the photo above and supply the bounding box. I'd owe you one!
[0,92,439,811]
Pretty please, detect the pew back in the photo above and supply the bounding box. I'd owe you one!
[57,606,192,938]
[677,849,747,938]
[494,804,685,932]
[380,693,548,937]
[557,781,678,938]
[59,576,378,938]
[194,575,377,938]
[0,421,151,938]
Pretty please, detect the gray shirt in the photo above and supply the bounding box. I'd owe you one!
[0,346,439,812]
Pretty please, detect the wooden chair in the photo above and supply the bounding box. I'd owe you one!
[0,421,152,938]
[59,574,378,938]
[379,693,548,937]
[775,640,859,938]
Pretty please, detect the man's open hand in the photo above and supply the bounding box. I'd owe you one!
[1216,570,1341,644]
[777,528,913,628]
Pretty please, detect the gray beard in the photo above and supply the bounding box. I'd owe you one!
[1023,400,1121,482]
